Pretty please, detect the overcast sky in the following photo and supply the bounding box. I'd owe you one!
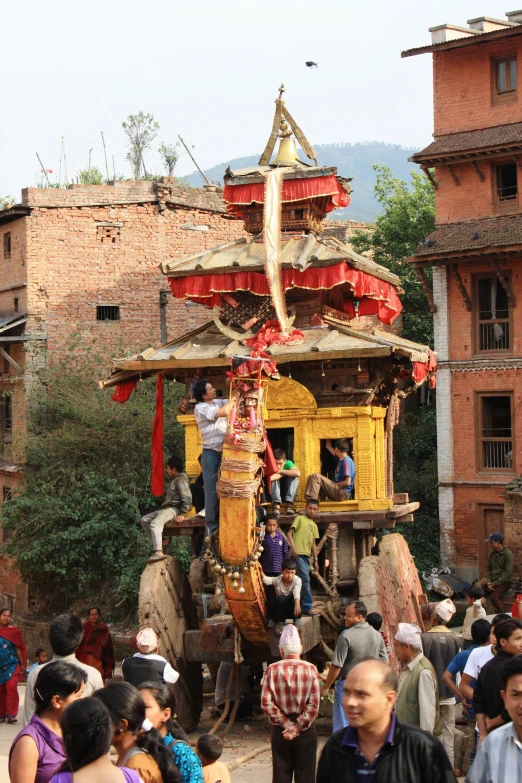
[0,1,514,197]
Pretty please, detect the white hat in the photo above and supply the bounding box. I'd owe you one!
[435,599,456,623]
[136,627,158,654]
[395,622,422,647]
[279,624,302,656]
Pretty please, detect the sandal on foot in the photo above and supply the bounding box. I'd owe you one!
[6,717,17,724]
[275,622,284,635]
[267,619,275,628]
[286,505,296,515]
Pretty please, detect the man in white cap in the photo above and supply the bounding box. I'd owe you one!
[122,627,179,688]
[421,599,461,770]
[394,622,441,736]
[261,624,320,783]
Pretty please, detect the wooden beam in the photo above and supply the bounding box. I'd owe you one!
[414,265,437,313]
[421,166,438,190]
[493,259,516,307]
[450,264,472,312]
[0,347,22,375]
[472,161,486,182]
[448,165,461,186]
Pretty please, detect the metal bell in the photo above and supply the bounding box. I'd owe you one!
[209,558,216,566]
[232,571,240,580]
[213,563,222,573]
[205,536,211,543]
[215,587,222,596]
[238,586,246,594]
[231,580,239,589]
[220,567,227,575]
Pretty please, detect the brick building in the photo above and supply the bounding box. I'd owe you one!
[404,11,522,580]
[0,178,245,609]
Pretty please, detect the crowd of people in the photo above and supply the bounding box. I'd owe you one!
[2,576,522,782]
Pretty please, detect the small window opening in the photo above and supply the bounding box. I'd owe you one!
[2,395,12,432]
[97,305,120,322]
[480,395,512,470]
[3,233,11,259]
[477,277,510,351]
[496,57,517,94]
[13,298,18,314]
[497,163,518,202]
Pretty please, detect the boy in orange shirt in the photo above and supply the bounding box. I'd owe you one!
[197,734,231,783]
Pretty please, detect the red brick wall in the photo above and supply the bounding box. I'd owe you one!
[21,181,245,358]
[433,163,498,224]
[433,38,522,136]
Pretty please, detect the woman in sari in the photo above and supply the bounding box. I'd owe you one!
[0,606,27,723]
[75,607,115,683]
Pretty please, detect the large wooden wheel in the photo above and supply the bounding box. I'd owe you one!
[138,556,203,731]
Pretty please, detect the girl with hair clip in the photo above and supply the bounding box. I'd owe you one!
[9,660,87,783]
[50,698,142,783]
[94,680,180,783]
[139,682,203,783]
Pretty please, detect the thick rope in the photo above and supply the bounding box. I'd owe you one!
[221,456,263,472]
[223,433,264,452]
[208,663,234,735]
[223,662,242,734]
[217,475,262,499]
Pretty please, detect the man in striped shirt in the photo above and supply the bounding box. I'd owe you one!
[261,624,320,783]
[466,655,522,783]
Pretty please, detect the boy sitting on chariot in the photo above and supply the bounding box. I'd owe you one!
[269,449,300,517]
[261,559,302,635]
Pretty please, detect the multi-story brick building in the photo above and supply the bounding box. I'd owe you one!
[0,178,246,609]
[403,11,522,580]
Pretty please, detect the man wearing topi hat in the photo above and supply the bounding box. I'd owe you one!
[122,628,179,688]
[261,624,320,783]
[394,623,441,736]
[421,599,461,770]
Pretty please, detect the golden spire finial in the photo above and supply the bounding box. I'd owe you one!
[278,83,286,100]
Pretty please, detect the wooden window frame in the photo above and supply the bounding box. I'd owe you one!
[493,161,519,212]
[472,272,513,356]
[492,55,518,104]
[3,232,11,259]
[475,391,515,474]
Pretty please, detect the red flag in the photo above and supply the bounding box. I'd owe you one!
[112,379,137,403]
[151,374,164,497]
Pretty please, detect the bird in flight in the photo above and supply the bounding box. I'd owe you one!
[305,61,318,68]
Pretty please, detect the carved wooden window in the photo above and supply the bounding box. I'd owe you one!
[473,274,511,353]
[496,163,518,205]
[476,393,514,472]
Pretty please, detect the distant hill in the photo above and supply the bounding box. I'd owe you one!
[186,142,420,223]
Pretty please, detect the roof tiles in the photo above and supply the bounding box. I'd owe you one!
[411,122,522,163]
[411,214,522,258]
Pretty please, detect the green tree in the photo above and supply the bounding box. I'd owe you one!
[0,195,15,210]
[158,142,180,177]
[76,166,104,185]
[122,112,160,179]
[351,164,435,346]
[1,343,191,617]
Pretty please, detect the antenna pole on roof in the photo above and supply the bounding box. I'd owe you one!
[178,135,212,185]
[36,152,51,186]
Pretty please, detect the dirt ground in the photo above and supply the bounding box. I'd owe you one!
[0,686,328,783]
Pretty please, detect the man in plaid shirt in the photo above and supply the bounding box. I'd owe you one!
[261,624,320,783]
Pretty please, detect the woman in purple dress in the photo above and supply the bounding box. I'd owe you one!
[9,661,87,783]
[50,698,143,783]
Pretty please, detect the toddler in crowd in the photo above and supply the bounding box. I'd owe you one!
[462,586,486,650]
[197,733,231,783]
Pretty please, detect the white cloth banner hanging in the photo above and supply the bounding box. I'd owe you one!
[263,168,290,334]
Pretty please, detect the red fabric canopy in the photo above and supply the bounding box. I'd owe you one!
[112,380,137,403]
[413,348,437,389]
[168,263,402,325]
[224,175,350,216]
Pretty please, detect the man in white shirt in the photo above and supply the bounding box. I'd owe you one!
[24,613,103,725]
[122,627,178,687]
[193,379,238,535]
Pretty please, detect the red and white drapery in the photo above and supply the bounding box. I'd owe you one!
[168,262,403,325]
[223,174,350,217]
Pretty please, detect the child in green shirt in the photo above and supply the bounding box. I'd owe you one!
[287,499,320,615]
[270,448,300,516]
